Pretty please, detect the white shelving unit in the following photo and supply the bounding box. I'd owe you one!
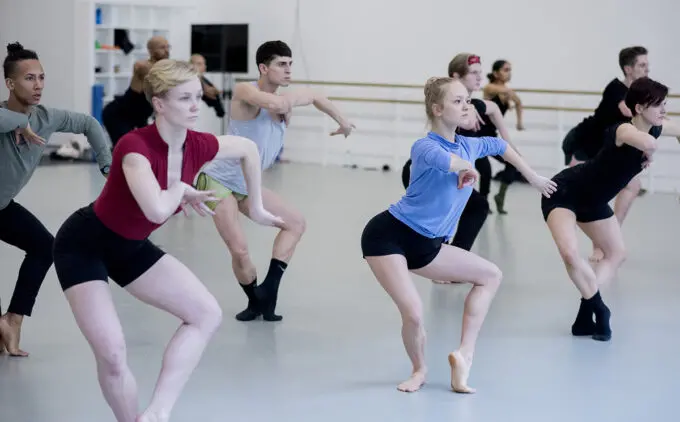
[92,2,175,105]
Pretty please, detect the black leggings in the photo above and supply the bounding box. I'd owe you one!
[0,201,54,316]
[401,159,489,251]
[475,157,492,197]
[475,156,519,198]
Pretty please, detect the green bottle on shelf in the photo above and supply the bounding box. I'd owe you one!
[95,40,101,49]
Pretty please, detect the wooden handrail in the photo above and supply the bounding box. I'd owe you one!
[323,95,680,116]
[234,77,680,99]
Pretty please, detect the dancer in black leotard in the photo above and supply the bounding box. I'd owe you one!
[541,77,680,342]
[560,47,650,262]
[482,60,525,213]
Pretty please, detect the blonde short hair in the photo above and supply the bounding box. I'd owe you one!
[143,59,198,103]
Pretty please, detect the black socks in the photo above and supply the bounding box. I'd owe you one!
[572,291,612,341]
[235,279,260,322]
[259,259,287,321]
[261,259,287,301]
[234,259,288,322]
[571,297,595,336]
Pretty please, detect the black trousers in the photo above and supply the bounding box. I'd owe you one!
[475,155,519,198]
[401,159,489,251]
[475,157,492,198]
[0,201,54,316]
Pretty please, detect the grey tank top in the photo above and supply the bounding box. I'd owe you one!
[202,84,286,195]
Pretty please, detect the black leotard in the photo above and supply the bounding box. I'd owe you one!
[563,79,629,162]
[542,121,662,222]
[458,99,496,137]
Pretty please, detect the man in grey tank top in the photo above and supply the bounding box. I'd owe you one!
[196,41,355,322]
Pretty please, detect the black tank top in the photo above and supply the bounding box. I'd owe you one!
[456,98,497,138]
[553,122,662,204]
[490,94,510,116]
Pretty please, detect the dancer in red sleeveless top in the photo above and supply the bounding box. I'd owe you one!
[52,59,282,422]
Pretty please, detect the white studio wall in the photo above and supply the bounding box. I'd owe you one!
[187,0,680,90]
[0,0,195,147]
[0,0,80,110]
[187,0,680,192]
[2,0,679,190]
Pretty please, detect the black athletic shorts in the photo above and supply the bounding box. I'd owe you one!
[540,181,614,223]
[361,210,446,270]
[562,127,592,165]
[53,203,166,291]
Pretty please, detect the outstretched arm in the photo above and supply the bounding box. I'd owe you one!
[470,136,555,197]
[484,84,524,129]
[501,145,558,197]
[483,100,518,151]
[213,135,264,207]
[660,118,680,142]
[233,82,291,115]
[615,122,658,152]
[280,88,354,134]
[413,139,474,173]
[51,109,112,174]
[501,145,540,182]
[122,153,188,224]
[0,108,29,133]
[212,134,284,226]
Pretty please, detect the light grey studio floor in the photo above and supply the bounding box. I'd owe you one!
[2,161,680,422]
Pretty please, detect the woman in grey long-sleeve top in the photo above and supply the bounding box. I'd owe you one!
[0,42,112,356]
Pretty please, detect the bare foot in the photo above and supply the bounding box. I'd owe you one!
[431,279,463,284]
[0,316,29,357]
[589,248,604,263]
[397,370,427,392]
[448,351,476,393]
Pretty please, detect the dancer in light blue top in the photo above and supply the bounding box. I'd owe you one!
[389,130,507,240]
[360,76,557,394]
[195,40,355,322]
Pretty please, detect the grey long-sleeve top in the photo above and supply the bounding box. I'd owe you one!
[0,102,112,210]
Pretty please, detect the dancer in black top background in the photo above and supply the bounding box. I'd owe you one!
[541,77,680,342]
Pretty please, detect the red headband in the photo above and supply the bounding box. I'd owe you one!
[467,55,481,65]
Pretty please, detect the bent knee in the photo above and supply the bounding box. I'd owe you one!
[194,296,223,333]
[96,343,128,376]
[624,178,642,192]
[29,233,55,262]
[605,246,627,264]
[285,212,307,236]
[559,247,581,268]
[401,306,424,327]
[483,263,503,286]
[230,243,252,266]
